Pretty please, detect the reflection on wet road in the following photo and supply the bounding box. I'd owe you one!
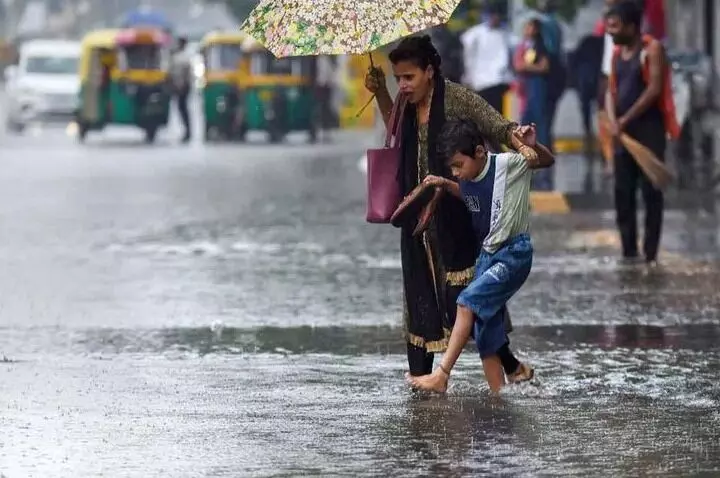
[1,126,719,476]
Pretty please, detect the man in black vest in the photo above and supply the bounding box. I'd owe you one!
[605,1,665,266]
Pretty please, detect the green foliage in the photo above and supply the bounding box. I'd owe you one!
[215,0,257,21]
[523,0,589,21]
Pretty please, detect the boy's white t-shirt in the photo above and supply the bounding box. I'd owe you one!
[475,152,533,254]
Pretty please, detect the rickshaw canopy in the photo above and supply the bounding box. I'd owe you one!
[200,31,246,48]
[79,28,171,79]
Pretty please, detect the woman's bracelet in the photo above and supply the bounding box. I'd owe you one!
[438,363,451,376]
[518,145,539,162]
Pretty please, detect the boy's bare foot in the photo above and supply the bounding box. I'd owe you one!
[507,362,535,384]
[404,367,449,393]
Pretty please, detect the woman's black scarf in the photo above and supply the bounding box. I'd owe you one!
[397,75,478,345]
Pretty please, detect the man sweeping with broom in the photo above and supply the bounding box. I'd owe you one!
[604,1,679,267]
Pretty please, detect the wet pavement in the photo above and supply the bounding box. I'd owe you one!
[1,101,720,476]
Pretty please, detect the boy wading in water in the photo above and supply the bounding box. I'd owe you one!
[406,120,554,393]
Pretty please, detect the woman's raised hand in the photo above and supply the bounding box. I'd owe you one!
[364,66,387,94]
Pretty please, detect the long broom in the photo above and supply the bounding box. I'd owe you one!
[620,133,673,189]
[598,112,673,190]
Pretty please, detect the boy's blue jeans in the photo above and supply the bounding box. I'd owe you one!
[456,234,533,358]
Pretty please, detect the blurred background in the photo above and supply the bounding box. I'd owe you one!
[0,0,718,188]
[3,4,720,475]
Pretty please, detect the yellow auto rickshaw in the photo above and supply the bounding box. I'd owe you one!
[76,28,172,143]
[199,31,246,141]
[238,38,317,143]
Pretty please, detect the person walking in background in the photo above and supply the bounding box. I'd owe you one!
[514,18,552,190]
[171,36,192,143]
[428,24,464,84]
[605,1,679,267]
[536,0,566,158]
[568,32,605,190]
[460,3,511,115]
[314,55,337,142]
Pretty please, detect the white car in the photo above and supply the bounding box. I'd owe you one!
[4,39,81,132]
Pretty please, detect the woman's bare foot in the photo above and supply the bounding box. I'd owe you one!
[405,368,449,393]
[507,362,535,384]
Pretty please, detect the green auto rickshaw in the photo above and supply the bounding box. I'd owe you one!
[238,38,317,143]
[76,28,172,143]
[199,31,246,141]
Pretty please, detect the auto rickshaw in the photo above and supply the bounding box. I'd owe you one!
[76,28,172,143]
[238,38,317,143]
[199,31,245,141]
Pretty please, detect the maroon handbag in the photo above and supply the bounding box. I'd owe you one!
[366,96,407,223]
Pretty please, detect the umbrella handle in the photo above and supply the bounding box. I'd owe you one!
[356,53,376,117]
[356,95,375,118]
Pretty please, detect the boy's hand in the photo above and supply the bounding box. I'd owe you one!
[423,175,447,188]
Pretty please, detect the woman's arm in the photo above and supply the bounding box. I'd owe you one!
[513,47,526,73]
[521,55,549,74]
[528,142,555,169]
[365,66,394,127]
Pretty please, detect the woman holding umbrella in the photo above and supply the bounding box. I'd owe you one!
[365,35,536,383]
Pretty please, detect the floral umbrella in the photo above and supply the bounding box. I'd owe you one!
[240,0,462,58]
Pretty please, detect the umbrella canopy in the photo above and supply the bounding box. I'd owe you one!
[241,0,462,58]
[121,8,172,30]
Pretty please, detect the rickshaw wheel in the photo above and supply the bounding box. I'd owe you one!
[77,123,88,143]
[233,122,247,143]
[268,128,284,144]
[144,127,157,144]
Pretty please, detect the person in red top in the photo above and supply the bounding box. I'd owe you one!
[594,0,666,39]
[642,0,666,40]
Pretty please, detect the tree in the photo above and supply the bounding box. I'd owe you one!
[214,0,257,21]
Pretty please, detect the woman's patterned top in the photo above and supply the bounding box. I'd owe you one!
[416,80,515,184]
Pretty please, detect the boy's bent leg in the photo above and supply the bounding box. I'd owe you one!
[482,355,505,393]
[406,304,475,392]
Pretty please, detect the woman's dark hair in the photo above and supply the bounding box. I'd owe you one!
[388,34,442,73]
[439,119,486,161]
[526,18,543,40]
[606,0,643,28]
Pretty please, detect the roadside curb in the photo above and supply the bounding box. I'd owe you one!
[530,191,714,213]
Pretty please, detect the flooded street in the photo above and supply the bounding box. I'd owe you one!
[1,116,720,476]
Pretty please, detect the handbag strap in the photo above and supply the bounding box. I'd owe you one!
[384,95,407,148]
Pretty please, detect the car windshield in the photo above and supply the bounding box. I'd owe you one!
[25,55,78,74]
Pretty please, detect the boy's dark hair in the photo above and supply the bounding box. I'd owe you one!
[439,119,486,161]
[388,34,442,73]
[606,0,643,28]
